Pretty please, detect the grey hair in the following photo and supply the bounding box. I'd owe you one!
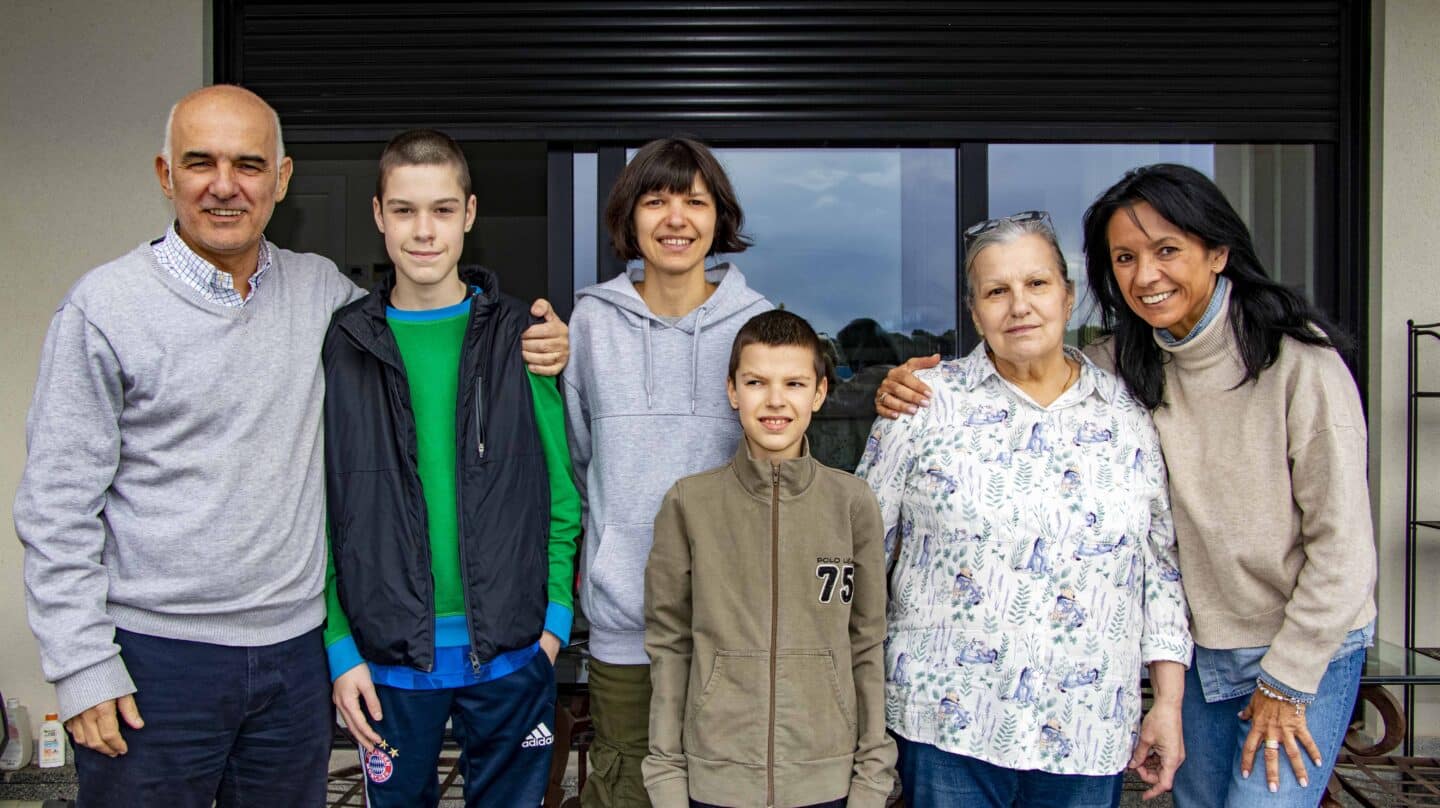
[159,97,286,169]
[962,217,1072,306]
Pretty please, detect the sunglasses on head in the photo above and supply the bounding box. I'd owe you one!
[963,210,1055,244]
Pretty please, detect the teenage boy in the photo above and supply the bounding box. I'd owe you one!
[563,137,771,806]
[643,310,896,808]
[320,129,581,807]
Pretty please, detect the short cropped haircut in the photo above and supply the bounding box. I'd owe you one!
[728,310,833,388]
[376,129,471,200]
[604,137,752,261]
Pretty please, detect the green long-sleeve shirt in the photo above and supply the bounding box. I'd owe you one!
[322,299,580,680]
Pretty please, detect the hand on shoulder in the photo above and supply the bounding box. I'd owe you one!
[876,354,940,419]
[522,298,569,376]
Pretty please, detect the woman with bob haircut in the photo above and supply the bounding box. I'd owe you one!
[1078,163,1375,807]
[562,137,771,807]
[603,137,753,261]
[859,211,1190,807]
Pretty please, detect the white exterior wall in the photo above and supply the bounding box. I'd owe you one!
[1371,0,1440,737]
[0,0,206,735]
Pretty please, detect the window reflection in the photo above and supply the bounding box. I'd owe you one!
[573,152,598,293]
[1214,146,1316,301]
[710,148,958,470]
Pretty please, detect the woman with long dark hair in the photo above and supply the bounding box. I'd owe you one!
[1077,163,1375,807]
[1082,163,1347,408]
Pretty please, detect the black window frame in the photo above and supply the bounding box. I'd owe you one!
[216,0,1370,384]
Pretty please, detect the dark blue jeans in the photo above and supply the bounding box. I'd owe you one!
[356,649,556,808]
[72,627,332,808]
[895,734,1123,808]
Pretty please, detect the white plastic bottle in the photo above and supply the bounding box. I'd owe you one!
[38,713,64,768]
[0,698,34,770]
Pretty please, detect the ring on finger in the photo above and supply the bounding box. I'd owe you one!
[1264,740,1281,750]
[879,391,888,406]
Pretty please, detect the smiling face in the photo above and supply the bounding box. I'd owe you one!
[154,86,292,275]
[968,233,1074,370]
[373,162,476,303]
[1104,201,1229,338]
[632,172,717,278]
[727,343,829,462]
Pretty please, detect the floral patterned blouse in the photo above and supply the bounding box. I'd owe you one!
[856,345,1192,775]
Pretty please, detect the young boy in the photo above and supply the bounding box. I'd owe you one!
[563,137,771,806]
[643,310,896,808]
[320,129,581,807]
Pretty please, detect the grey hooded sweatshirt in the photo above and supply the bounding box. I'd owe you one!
[563,264,770,664]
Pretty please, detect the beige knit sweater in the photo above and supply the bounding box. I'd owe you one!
[1138,287,1377,693]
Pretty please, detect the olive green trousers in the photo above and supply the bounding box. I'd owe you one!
[581,659,653,808]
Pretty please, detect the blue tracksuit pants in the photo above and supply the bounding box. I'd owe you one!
[357,650,557,807]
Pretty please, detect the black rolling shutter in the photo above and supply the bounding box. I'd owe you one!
[215,1,1356,144]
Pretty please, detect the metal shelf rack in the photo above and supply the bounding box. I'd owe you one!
[1403,320,1440,752]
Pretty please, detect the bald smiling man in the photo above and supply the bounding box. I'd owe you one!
[13,85,569,807]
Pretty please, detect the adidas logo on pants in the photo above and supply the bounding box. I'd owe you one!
[522,722,554,748]
[357,648,557,806]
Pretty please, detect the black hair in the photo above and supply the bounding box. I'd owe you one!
[604,137,751,261]
[1081,163,1347,410]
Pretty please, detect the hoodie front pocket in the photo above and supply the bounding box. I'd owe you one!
[684,650,766,765]
[774,650,855,762]
[585,523,653,633]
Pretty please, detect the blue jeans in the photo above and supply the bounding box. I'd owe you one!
[895,734,1123,808]
[358,649,556,808]
[72,627,332,808]
[1172,644,1366,808]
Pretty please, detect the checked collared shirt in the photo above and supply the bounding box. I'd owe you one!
[152,222,272,307]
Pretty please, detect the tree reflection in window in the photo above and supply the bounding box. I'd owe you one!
[711,149,958,470]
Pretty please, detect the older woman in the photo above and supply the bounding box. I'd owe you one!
[857,212,1191,807]
[1079,164,1376,807]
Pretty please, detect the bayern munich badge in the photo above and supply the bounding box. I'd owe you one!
[364,748,394,783]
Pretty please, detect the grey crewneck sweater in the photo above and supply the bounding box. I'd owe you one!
[1152,287,1376,693]
[14,241,361,720]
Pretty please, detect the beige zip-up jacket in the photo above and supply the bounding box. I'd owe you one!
[643,441,896,808]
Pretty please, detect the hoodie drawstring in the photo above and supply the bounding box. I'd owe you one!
[691,305,709,413]
[643,317,655,408]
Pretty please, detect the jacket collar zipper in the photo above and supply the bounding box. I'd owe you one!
[767,461,779,808]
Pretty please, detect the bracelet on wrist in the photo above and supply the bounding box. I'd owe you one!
[1255,679,1309,715]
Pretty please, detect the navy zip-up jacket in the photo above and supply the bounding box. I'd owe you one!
[321,267,550,671]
